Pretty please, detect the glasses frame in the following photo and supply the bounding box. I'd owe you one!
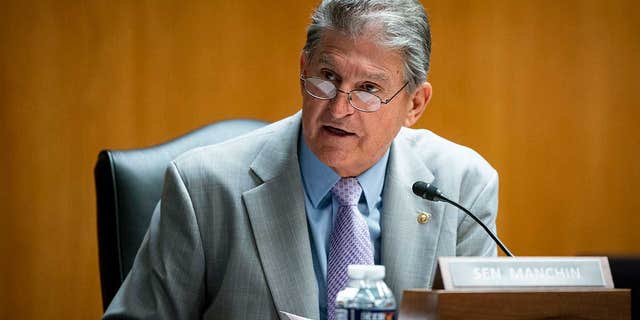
[300,75,409,113]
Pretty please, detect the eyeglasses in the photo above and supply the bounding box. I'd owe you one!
[300,75,408,112]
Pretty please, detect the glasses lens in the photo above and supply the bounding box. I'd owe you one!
[304,78,336,99]
[350,90,381,111]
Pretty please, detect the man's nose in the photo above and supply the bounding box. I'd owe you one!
[328,90,355,118]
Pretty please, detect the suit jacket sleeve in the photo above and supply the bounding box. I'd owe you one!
[455,168,499,256]
[103,162,206,320]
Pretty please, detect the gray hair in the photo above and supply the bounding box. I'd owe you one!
[303,0,431,92]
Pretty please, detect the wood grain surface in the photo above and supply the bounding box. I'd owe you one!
[1,0,639,318]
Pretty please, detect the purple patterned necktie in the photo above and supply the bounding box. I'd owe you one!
[327,177,374,320]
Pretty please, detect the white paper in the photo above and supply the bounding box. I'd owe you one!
[279,311,315,320]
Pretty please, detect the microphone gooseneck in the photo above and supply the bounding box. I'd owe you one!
[412,181,514,257]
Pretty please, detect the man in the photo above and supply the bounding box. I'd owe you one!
[104,0,499,319]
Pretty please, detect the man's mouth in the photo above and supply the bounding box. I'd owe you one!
[323,125,355,137]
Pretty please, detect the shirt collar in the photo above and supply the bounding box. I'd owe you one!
[358,147,389,213]
[298,135,389,212]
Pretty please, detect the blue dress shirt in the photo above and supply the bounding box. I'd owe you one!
[298,135,389,320]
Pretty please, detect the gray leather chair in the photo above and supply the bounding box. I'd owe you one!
[94,119,267,310]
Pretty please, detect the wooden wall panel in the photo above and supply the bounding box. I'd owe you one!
[423,0,640,256]
[0,0,638,318]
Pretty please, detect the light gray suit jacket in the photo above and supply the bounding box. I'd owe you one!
[104,111,498,320]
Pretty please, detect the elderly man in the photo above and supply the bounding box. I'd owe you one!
[104,0,499,319]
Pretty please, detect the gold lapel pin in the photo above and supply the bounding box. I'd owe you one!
[417,212,431,224]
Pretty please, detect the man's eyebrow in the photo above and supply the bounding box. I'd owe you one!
[318,54,336,68]
[365,72,389,82]
[318,54,390,83]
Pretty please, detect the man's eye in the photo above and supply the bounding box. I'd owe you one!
[361,83,381,94]
[322,71,338,81]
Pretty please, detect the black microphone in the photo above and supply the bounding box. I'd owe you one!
[412,181,514,257]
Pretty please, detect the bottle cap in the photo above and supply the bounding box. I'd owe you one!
[348,265,386,280]
[347,265,368,279]
[365,265,386,280]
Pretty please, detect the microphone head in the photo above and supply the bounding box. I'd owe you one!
[412,181,443,201]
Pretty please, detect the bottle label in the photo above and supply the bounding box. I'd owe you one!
[335,308,396,320]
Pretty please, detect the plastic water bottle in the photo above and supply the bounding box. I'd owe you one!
[334,265,397,320]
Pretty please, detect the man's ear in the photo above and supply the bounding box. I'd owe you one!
[300,51,307,75]
[404,81,432,127]
[299,52,307,94]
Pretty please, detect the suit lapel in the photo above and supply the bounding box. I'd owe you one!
[242,113,319,320]
[381,129,446,299]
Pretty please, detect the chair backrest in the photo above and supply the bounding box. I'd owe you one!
[94,119,267,310]
[608,256,640,319]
